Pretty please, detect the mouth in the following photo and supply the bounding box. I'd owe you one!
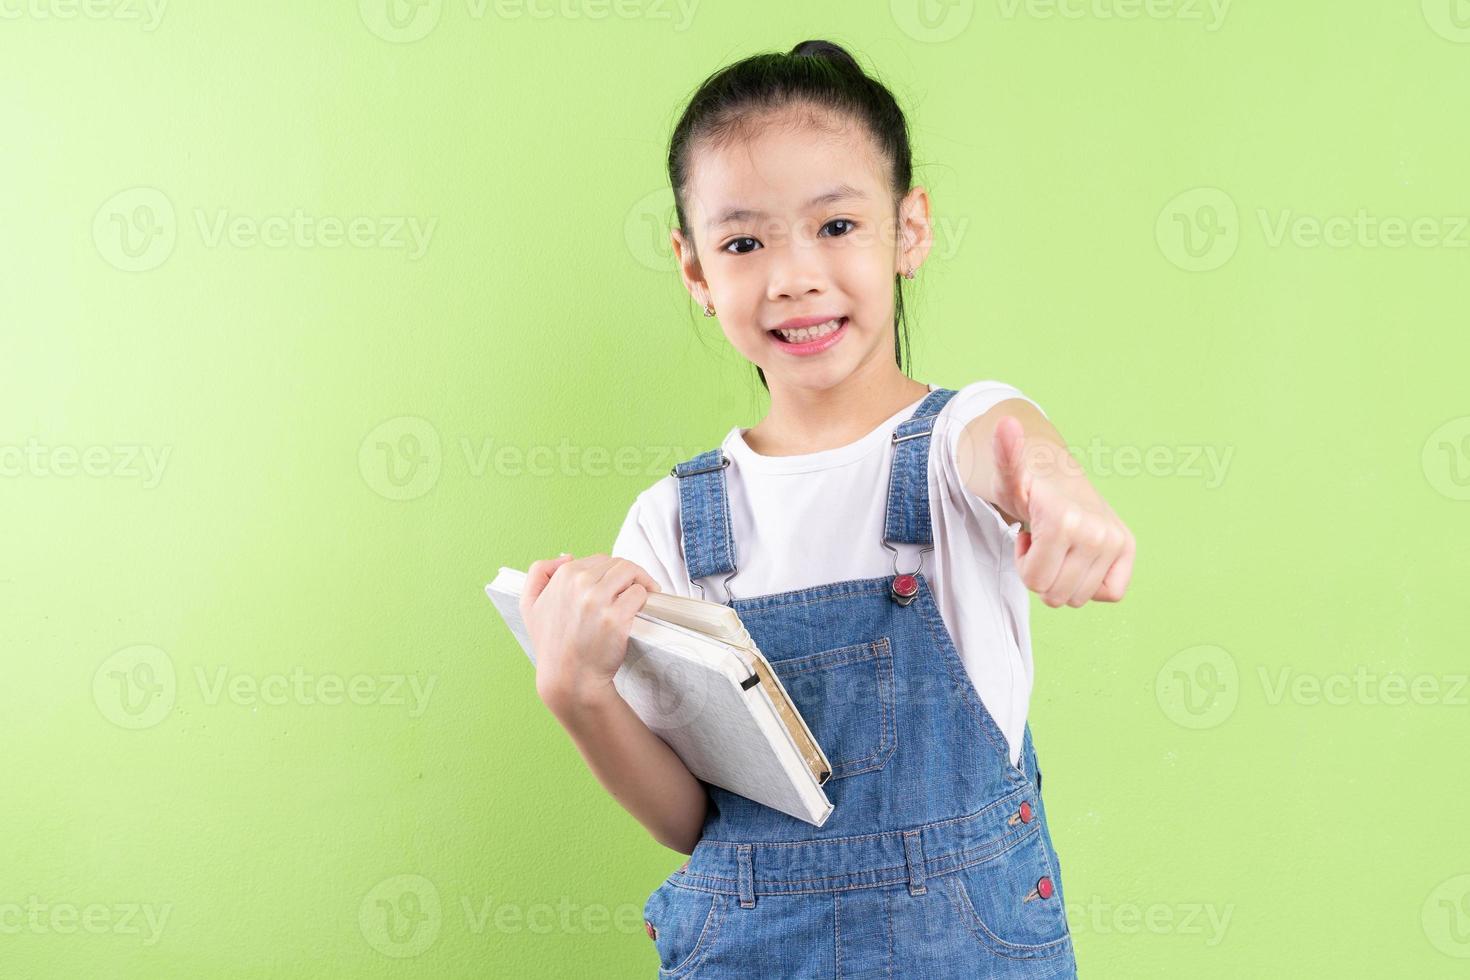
[768,316,849,354]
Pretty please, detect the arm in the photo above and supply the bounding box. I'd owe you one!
[541,684,708,855]
[954,398,1136,607]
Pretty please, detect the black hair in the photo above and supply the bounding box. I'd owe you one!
[666,39,916,393]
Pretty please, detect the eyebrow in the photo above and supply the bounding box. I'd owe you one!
[706,184,869,231]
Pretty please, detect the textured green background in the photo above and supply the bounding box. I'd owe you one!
[3,1,1468,976]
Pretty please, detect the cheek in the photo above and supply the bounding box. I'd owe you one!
[716,319,768,359]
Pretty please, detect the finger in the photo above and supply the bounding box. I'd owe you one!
[1066,545,1115,607]
[1014,529,1033,564]
[594,558,663,603]
[520,554,575,618]
[1017,518,1070,597]
[618,559,663,595]
[611,581,652,619]
[1096,534,1136,601]
[1042,547,1094,607]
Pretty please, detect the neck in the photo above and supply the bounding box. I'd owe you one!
[744,365,930,457]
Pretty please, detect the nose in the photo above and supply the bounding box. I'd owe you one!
[765,238,829,302]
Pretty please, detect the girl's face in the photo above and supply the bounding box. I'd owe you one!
[671,109,932,394]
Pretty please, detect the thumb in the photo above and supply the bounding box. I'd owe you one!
[993,415,1028,500]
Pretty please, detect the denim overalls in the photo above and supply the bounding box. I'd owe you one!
[642,388,1078,978]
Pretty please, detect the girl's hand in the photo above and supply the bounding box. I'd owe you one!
[989,416,1136,608]
[519,553,663,710]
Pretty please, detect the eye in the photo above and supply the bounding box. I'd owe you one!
[821,218,857,237]
[721,236,760,255]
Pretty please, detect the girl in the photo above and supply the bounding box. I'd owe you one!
[520,39,1134,978]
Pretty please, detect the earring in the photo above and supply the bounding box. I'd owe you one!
[903,267,916,280]
[703,302,715,317]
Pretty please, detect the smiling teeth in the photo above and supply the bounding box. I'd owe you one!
[776,318,843,342]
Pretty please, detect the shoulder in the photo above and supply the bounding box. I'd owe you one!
[609,469,693,595]
[935,379,1048,428]
[930,379,1047,459]
[615,433,740,546]
[613,471,680,543]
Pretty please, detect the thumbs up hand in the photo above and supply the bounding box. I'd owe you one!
[988,416,1135,608]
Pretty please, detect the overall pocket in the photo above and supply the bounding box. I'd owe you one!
[644,879,727,978]
[941,822,1073,959]
[770,637,897,780]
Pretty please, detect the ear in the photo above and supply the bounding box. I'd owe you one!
[671,227,711,308]
[894,185,934,277]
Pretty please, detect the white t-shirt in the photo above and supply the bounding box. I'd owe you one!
[611,380,1048,768]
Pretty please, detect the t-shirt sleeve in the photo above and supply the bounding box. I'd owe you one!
[610,487,688,597]
[932,380,1050,560]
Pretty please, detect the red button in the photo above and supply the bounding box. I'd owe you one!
[645,919,657,940]
[1019,801,1033,824]
[1036,876,1053,900]
[892,573,918,598]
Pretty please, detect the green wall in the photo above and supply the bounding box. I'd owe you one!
[3,1,1468,976]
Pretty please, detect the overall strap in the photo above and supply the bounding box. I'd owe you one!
[669,448,737,597]
[882,387,959,546]
[670,386,958,600]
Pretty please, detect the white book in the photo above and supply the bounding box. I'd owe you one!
[485,567,834,827]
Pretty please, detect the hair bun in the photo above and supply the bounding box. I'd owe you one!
[789,39,863,74]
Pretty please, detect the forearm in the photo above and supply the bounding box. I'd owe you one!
[542,685,708,855]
